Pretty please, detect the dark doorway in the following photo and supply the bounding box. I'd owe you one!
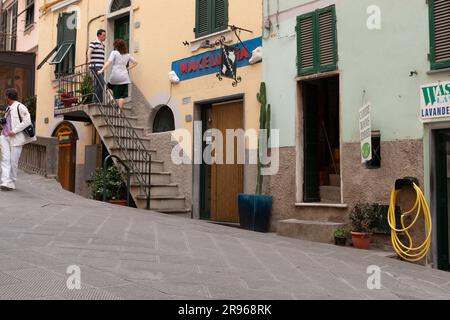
[114,15,130,50]
[301,76,340,203]
[436,129,450,271]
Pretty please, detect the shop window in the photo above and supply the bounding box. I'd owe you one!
[429,0,450,70]
[153,106,175,133]
[195,0,228,38]
[50,12,77,77]
[296,5,337,76]
[25,0,35,29]
[111,0,131,13]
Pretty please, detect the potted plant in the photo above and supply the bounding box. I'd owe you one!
[78,75,94,105]
[349,203,378,250]
[88,165,128,206]
[334,226,351,246]
[238,82,273,233]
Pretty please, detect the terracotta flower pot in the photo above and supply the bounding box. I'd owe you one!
[351,232,370,250]
[109,199,128,207]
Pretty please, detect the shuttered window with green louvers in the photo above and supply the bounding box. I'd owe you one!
[195,0,228,38]
[429,0,450,70]
[296,6,337,76]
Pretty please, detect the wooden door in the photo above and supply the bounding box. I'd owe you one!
[210,102,244,223]
[58,142,76,192]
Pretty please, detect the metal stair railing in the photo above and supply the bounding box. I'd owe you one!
[55,64,152,210]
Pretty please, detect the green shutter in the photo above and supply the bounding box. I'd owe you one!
[195,0,228,38]
[56,12,77,76]
[212,0,228,33]
[297,13,315,76]
[317,6,337,73]
[196,0,210,38]
[429,0,450,70]
[296,5,337,76]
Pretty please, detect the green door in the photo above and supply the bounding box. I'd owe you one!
[436,130,450,271]
[114,15,130,98]
[114,16,130,49]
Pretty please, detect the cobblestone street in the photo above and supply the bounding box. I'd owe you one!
[0,172,449,300]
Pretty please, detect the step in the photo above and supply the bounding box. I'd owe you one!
[131,183,179,196]
[104,134,151,142]
[88,104,133,111]
[329,174,341,187]
[136,195,186,211]
[124,159,164,172]
[91,113,139,123]
[131,172,171,185]
[277,219,345,244]
[98,123,146,132]
[110,146,157,157]
[320,186,341,204]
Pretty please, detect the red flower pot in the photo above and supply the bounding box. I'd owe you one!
[351,232,370,250]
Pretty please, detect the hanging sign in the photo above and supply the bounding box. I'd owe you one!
[220,45,238,80]
[171,37,262,82]
[360,103,372,163]
[420,80,450,121]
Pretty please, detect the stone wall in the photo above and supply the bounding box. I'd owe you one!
[267,139,425,234]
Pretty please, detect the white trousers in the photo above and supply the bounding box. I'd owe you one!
[0,135,23,188]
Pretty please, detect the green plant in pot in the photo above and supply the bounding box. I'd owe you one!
[334,226,351,246]
[349,203,378,250]
[78,75,94,105]
[88,165,127,206]
[238,82,273,233]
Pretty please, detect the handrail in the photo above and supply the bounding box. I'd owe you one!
[56,63,152,209]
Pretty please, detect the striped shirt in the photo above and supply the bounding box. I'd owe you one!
[89,40,105,68]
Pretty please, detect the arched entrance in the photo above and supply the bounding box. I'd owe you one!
[152,105,175,133]
[53,122,78,192]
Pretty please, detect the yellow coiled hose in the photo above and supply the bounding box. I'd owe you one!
[388,183,432,262]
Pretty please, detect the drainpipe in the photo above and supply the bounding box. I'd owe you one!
[0,0,3,49]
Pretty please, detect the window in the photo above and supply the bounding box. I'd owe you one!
[111,0,131,13]
[153,106,175,133]
[296,6,337,76]
[0,1,18,51]
[25,0,35,29]
[195,0,228,38]
[54,12,77,76]
[429,0,450,70]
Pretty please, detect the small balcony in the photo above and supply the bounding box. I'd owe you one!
[54,64,96,123]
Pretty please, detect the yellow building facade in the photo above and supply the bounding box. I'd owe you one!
[36,0,263,221]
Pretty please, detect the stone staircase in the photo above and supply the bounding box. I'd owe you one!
[277,174,347,244]
[87,103,191,215]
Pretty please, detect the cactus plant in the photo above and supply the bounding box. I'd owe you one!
[256,82,271,195]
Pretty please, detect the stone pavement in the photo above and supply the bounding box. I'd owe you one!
[0,172,450,300]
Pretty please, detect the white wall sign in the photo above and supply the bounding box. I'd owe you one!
[360,103,372,163]
[420,80,450,121]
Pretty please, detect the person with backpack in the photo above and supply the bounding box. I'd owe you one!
[0,88,37,191]
[97,39,138,113]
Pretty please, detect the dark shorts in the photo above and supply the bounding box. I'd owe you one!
[108,83,129,99]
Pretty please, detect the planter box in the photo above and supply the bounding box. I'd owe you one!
[238,194,273,233]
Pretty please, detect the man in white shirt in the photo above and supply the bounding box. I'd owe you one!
[0,88,37,191]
